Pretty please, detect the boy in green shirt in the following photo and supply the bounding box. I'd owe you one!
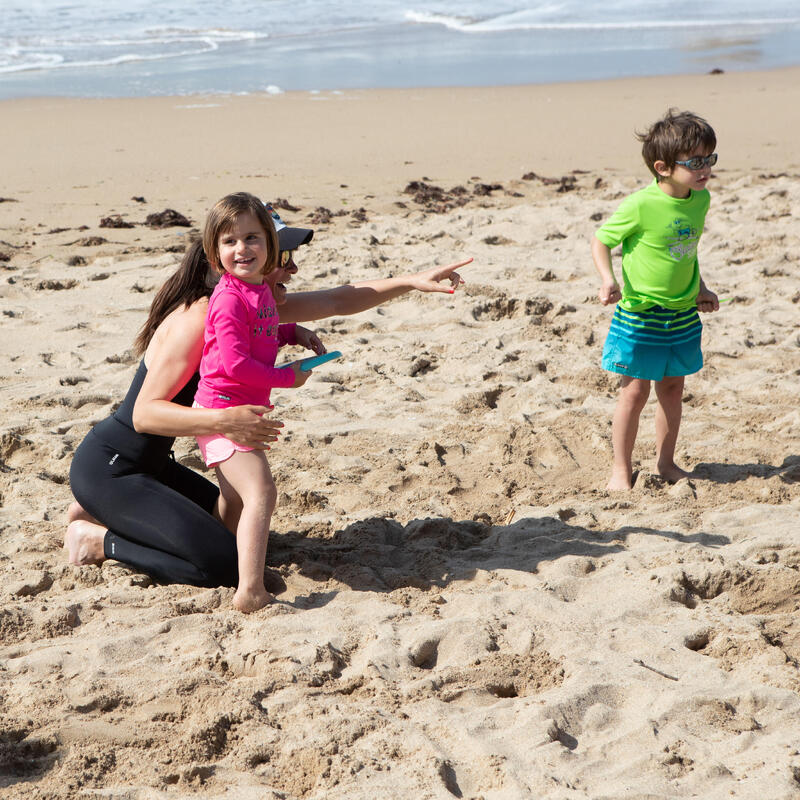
[591,109,720,490]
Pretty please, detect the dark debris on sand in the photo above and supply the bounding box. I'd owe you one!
[100,215,135,229]
[472,182,503,196]
[521,172,579,192]
[401,179,510,213]
[69,236,107,247]
[273,198,300,212]
[308,207,348,225]
[309,207,333,225]
[403,181,472,214]
[145,209,192,228]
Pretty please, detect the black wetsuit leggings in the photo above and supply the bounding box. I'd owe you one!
[69,428,238,587]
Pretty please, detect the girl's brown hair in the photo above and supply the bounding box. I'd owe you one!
[202,192,279,275]
[133,192,278,355]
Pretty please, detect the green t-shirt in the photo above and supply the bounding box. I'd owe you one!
[595,179,710,311]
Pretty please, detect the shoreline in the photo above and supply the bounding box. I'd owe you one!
[5,16,800,102]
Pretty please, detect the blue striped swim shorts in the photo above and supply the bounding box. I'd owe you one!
[601,305,703,381]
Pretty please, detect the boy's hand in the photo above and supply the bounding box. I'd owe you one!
[598,281,621,306]
[289,363,311,388]
[295,325,326,355]
[696,287,719,313]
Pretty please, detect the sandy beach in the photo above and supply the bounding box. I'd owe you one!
[2,68,800,799]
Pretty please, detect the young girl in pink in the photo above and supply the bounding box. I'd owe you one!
[194,192,322,612]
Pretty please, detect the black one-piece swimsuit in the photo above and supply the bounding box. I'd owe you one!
[69,361,238,586]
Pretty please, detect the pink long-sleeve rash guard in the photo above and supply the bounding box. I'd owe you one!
[194,272,296,409]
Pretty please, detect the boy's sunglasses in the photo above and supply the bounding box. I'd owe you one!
[675,153,718,171]
[280,250,296,267]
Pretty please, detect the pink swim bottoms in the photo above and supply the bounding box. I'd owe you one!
[193,401,254,466]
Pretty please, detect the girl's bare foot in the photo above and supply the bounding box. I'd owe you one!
[64,520,107,566]
[67,500,101,526]
[232,585,274,613]
[606,466,633,491]
[657,462,691,484]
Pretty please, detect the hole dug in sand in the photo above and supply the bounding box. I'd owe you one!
[675,561,800,690]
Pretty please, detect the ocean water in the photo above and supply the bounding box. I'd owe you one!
[1,0,800,99]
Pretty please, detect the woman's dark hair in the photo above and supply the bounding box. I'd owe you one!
[133,238,211,355]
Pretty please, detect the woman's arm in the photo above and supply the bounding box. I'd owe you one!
[278,258,471,323]
[132,300,283,445]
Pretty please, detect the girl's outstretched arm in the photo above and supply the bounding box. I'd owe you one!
[279,258,471,324]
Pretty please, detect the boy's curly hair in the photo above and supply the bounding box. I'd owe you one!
[637,109,716,179]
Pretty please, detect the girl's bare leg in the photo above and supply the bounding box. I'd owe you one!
[64,520,107,565]
[216,450,277,613]
[213,491,243,535]
[608,377,651,490]
[654,375,690,482]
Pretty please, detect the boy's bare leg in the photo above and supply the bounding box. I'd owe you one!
[216,450,277,613]
[64,519,107,565]
[608,377,651,490]
[654,375,691,482]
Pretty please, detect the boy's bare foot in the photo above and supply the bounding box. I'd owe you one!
[233,585,274,613]
[67,500,101,526]
[657,462,691,484]
[64,520,106,565]
[606,466,633,491]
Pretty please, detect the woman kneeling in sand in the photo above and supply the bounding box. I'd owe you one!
[65,197,469,601]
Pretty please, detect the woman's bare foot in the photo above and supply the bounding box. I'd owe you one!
[64,520,107,566]
[232,585,274,613]
[657,462,691,484]
[67,500,101,526]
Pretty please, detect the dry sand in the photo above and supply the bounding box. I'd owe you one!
[1,69,800,799]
